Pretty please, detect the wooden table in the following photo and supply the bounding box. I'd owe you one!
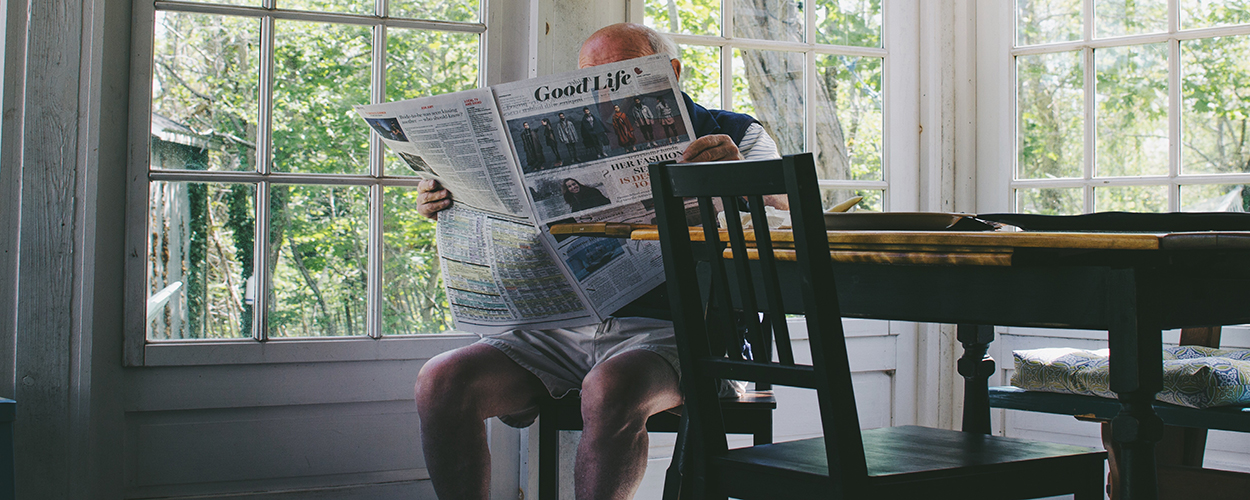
[624,227,1250,500]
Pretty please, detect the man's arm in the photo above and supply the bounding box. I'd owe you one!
[679,124,787,209]
[417,178,453,220]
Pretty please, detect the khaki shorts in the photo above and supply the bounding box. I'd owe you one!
[478,317,743,428]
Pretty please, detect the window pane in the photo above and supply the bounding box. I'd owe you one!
[815,0,882,47]
[1018,51,1085,179]
[278,0,371,16]
[383,187,450,335]
[1182,35,1250,175]
[1017,0,1082,46]
[148,182,255,340]
[1094,185,1167,211]
[1182,0,1250,30]
[1016,187,1083,214]
[822,188,883,212]
[678,45,721,111]
[816,55,882,182]
[1095,44,1168,177]
[644,0,722,36]
[152,12,259,172]
[385,28,480,176]
[734,0,805,41]
[1180,184,1250,211]
[272,20,372,175]
[733,49,805,155]
[1095,0,1167,38]
[268,184,369,338]
[391,0,480,22]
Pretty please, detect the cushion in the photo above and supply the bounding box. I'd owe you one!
[1011,346,1250,408]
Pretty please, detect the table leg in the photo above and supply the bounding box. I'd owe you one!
[957,323,995,435]
[1107,269,1164,500]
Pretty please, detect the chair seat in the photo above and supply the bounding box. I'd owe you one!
[989,385,1250,433]
[715,426,1106,499]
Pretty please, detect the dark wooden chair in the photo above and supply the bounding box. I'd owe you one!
[650,152,1107,499]
[989,326,1250,498]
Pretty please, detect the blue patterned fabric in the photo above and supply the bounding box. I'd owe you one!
[1011,346,1250,409]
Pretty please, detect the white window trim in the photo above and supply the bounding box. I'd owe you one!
[977,0,1250,214]
[627,0,920,211]
[124,0,497,367]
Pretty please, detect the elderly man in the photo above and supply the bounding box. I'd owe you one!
[413,23,780,500]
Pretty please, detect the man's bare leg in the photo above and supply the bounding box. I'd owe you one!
[415,343,548,500]
[576,349,683,500]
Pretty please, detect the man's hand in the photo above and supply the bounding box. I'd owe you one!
[417,179,453,220]
[679,134,742,163]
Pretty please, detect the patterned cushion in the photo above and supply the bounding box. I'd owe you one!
[1011,346,1250,408]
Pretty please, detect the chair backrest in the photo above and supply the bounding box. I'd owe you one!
[649,153,869,494]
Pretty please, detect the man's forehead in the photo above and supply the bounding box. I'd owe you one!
[578,31,654,68]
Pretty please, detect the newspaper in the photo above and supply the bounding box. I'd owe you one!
[355,54,695,333]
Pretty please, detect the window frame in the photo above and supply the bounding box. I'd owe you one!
[124,0,490,366]
[979,0,1250,214]
[628,0,913,209]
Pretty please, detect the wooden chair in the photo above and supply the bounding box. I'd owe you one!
[989,326,1250,498]
[649,152,1107,499]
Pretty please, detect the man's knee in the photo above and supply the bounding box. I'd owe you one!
[415,351,468,412]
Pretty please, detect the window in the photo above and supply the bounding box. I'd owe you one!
[635,0,889,210]
[133,0,483,359]
[1012,0,1250,214]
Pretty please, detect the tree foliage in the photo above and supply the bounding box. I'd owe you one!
[150,1,479,339]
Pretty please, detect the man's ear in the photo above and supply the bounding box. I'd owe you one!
[670,58,682,80]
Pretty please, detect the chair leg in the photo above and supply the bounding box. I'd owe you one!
[539,404,559,500]
[661,412,690,500]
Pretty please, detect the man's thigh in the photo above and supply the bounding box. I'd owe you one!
[422,343,549,420]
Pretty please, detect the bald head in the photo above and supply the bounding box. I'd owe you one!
[578,23,682,78]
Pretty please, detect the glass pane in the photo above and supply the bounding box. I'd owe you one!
[382,187,450,334]
[268,184,369,338]
[392,0,480,22]
[1017,0,1083,46]
[1016,187,1083,214]
[1095,44,1168,177]
[1095,0,1167,37]
[816,55,883,183]
[1180,184,1250,211]
[644,0,722,36]
[272,20,372,175]
[385,28,481,176]
[1182,0,1250,30]
[1018,51,1085,179]
[733,49,805,155]
[734,0,804,41]
[151,12,259,172]
[148,182,255,340]
[278,0,371,16]
[1182,35,1250,175]
[679,45,721,111]
[815,0,882,47]
[1094,185,1167,211]
[821,188,883,212]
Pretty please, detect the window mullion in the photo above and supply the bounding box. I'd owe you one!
[368,19,387,339]
[1084,44,1096,212]
[254,11,275,341]
[1168,0,1182,210]
[721,0,734,112]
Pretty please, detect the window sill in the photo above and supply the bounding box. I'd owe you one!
[139,334,481,367]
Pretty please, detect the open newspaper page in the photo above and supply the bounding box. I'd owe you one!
[491,54,696,317]
[355,89,599,332]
